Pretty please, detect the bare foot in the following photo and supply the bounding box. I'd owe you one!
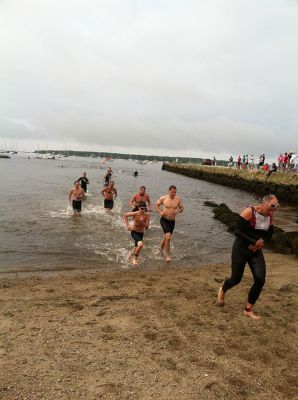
[127,250,134,262]
[217,286,225,306]
[132,255,139,266]
[244,309,260,320]
[166,254,171,262]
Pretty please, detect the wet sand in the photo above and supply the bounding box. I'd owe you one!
[0,253,297,400]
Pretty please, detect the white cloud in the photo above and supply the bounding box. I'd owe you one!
[0,0,297,158]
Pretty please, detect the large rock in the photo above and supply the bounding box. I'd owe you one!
[204,202,297,256]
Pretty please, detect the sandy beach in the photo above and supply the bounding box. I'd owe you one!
[1,253,297,400]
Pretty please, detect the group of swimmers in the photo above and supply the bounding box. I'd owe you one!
[68,168,184,263]
[68,168,280,320]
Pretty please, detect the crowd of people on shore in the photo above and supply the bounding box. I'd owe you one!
[67,166,281,320]
[228,151,298,173]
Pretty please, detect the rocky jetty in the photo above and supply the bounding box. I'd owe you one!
[204,202,298,256]
[162,163,298,204]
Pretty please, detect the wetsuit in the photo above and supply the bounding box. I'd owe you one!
[160,217,175,234]
[222,207,273,304]
[78,176,89,192]
[104,173,111,187]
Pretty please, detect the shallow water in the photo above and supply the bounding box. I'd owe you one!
[0,155,297,273]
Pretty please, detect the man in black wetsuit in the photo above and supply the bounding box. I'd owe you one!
[217,194,279,320]
[78,172,89,193]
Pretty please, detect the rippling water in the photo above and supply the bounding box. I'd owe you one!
[0,155,297,273]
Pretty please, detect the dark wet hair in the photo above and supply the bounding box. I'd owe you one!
[140,186,146,190]
[169,185,177,191]
[74,180,79,185]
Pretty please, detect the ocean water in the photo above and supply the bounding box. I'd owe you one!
[0,154,297,273]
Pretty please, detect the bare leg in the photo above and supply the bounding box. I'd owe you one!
[244,303,260,320]
[134,242,144,256]
[159,236,166,255]
[132,254,139,265]
[132,242,143,265]
[165,234,172,262]
[127,248,136,262]
[217,286,225,306]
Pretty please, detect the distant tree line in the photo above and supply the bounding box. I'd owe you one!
[36,149,216,164]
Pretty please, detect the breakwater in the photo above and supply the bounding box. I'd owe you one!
[162,163,298,204]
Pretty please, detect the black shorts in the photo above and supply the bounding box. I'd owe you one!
[131,230,144,246]
[72,200,82,212]
[132,205,147,212]
[104,199,114,209]
[160,217,175,234]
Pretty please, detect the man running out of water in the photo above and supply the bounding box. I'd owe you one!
[78,172,89,193]
[68,181,85,214]
[129,186,152,212]
[156,185,184,262]
[217,194,279,320]
[124,201,150,265]
[101,180,117,210]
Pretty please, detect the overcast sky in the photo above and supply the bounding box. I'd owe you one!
[1,0,297,160]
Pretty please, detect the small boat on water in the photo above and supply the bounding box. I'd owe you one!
[0,152,11,159]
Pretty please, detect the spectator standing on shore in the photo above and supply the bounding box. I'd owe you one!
[287,153,293,170]
[282,153,288,172]
[278,154,283,170]
[249,154,255,170]
[228,156,233,168]
[237,155,241,169]
[245,155,249,169]
[217,195,279,320]
[213,156,216,166]
[241,155,246,169]
[289,153,298,170]
[258,154,265,169]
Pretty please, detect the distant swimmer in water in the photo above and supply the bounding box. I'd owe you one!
[133,170,138,177]
[78,172,89,193]
[101,180,117,210]
[124,201,150,265]
[156,185,184,262]
[217,195,279,320]
[129,186,152,212]
[68,181,85,214]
